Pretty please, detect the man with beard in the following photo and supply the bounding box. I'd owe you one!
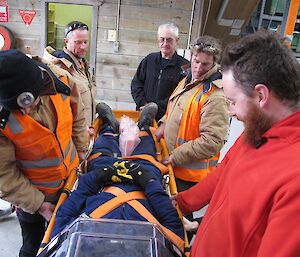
[172,30,300,257]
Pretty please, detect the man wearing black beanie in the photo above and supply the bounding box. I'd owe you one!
[0,50,88,257]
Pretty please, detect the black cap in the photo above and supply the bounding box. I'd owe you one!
[0,49,43,111]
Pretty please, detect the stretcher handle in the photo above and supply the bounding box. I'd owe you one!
[160,137,190,256]
[92,117,102,140]
[153,121,190,256]
[37,169,77,255]
[38,129,95,256]
[159,138,178,195]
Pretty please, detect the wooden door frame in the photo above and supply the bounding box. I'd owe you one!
[40,0,100,70]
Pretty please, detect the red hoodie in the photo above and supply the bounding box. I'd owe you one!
[177,110,300,257]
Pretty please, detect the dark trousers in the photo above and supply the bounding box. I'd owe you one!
[17,208,47,257]
[175,177,197,193]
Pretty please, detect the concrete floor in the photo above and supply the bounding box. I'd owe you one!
[0,200,22,257]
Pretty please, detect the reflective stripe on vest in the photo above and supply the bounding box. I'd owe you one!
[90,186,184,251]
[7,113,23,135]
[166,78,220,182]
[18,157,63,169]
[31,180,62,188]
[69,141,78,164]
[1,77,79,194]
[179,159,218,170]
[17,139,77,170]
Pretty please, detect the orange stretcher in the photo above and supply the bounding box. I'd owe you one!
[37,110,190,257]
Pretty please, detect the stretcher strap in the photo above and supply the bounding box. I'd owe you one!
[88,153,167,174]
[138,128,163,162]
[87,152,102,162]
[88,153,167,175]
[90,186,184,251]
[122,154,168,175]
[89,187,146,218]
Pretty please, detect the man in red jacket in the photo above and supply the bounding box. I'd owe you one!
[173,30,300,257]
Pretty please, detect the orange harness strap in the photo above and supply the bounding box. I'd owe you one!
[88,153,167,175]
[87,152,102,162]
[138,128,163,162]
[90,188,146,218]
[88,129,167,173]
[90,186,184,251]
[122,154,168,175]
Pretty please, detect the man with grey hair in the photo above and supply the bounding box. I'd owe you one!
[131,23,189,120]
[43,21,96,135]
[156,35,229,191]
[155,36,229,240]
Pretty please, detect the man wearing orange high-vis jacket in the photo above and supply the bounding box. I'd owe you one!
[0,50,88,257]
[156,36,229,193]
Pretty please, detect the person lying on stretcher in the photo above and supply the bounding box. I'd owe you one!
[51,102,184,249]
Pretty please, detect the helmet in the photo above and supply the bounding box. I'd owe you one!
[0,49,43,111]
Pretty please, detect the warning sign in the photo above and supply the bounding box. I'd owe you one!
[19,10,36,27]
[0,4,8,22]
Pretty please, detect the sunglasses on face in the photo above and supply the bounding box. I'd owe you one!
[65,23,88,37]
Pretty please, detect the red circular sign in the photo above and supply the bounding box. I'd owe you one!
[0,25,14,51]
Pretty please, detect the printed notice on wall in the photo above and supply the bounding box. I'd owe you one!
[0,3,8,22]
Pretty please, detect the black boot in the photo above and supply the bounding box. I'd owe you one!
[138,102,158,130]
[96,102,119,133]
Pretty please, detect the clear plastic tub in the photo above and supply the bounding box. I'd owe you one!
[38,218,182,257]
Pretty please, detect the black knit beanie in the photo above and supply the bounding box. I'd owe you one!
[0,49,43,111]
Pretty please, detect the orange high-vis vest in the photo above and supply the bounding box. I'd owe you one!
[1,80,79,194]
[166,77,219,182]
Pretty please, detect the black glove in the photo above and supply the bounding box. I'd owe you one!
[92,165,128,185]
[113,160,156,188]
